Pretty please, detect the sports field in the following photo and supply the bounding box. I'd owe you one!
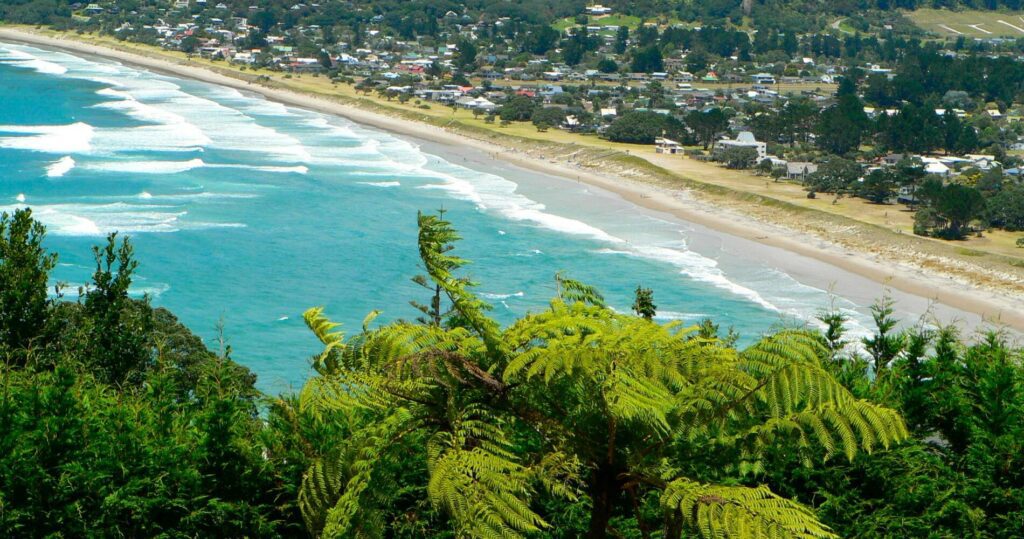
[908,8,1024,38]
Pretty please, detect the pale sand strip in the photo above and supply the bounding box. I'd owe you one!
[1,27,1021,333]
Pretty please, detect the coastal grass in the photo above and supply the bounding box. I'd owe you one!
[8,24,1024,292]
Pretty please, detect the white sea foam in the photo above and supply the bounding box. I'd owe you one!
[139,191,153,199]
[357,181,401,187]
[480,291,525,300]
[0,202,186,236]
[207,163,309,174]
[0,48,67,75]
[15,194,26,203]
[87,159,307,175]
[43,156,76,178]
[653,310,708,321]
[0,123,94,153]
[87,158,206,174]
[92,124,210,153]
[57,282,170,298]
[596,246,779,312]
[418,170,621,244]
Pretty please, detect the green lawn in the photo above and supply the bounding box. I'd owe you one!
[552,14,648,32]
[907,8,1024,38]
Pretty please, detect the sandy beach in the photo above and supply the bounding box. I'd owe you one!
[1,26,1022,334]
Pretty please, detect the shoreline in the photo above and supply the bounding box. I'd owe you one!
[2,27,1023,333]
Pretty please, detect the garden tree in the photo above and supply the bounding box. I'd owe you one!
[855,168,897,204]
[605,110,684,144]
[816,79,868,155]
[614,25,629,54]
[942,108,963,154]
[521,24,560,55]
[531,106,565,129]
[955,123,981,154]
[644,80,666,108]
[717,146,760,169]
[936,184,986,238]
[986,185,1024,231]
[562,37,584,65]
[631,286,656,320]
[296,212,906,538]
[454,38,477,69]
[750,99,817,146]
[499,95,537,122]
[596,57,618,73]
[686,108,729,150]
[893,158,927,209]
[806,157,862,199]
[630,44,664,73]
[80,233,154,386]
[880,103,943,154]
[317,49,332,69]
[0,209,56,359]
[562,26,597,66]
[863,73,897,107]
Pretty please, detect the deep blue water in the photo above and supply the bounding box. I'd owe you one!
[0,43,878,392]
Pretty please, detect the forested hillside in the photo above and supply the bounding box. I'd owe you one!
[2,207,1023,537]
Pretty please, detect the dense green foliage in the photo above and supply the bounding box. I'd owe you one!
[0,209,300,537]
[2,207,1024,537]
[605,110,686,144]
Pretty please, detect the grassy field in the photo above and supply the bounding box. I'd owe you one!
[907,8,1024,38]
[553,14,644,32]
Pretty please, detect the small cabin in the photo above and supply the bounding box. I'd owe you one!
[655,137,682,154]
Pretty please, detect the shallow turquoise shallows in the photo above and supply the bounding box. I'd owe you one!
[1,43,878,392]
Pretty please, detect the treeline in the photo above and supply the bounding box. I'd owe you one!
[3,207,1024,537]
[0,209,304,536]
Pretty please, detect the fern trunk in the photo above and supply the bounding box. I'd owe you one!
[586,463,617,538]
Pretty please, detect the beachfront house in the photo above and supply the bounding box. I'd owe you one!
[715,131,767,161]
[455,96,497,112]
[655,137,682,154]
[786,162,818,180]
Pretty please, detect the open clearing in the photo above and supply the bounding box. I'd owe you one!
[908,8,1024,38]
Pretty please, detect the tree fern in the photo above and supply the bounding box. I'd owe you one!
[292,215,909,538]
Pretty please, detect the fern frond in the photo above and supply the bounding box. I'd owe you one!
[300,408,417,537]
[417,212,505,355]
[662,478,837,539]
[554,271,606,307]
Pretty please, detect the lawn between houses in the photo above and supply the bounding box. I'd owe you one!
[9,25,1024,285]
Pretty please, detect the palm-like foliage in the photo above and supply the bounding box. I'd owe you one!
[296,212,908,538]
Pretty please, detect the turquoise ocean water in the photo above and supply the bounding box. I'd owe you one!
[1,42,885,392]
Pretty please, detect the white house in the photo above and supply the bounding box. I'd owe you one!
[586,4,613,15]
[655,137,682,154]
[715,131,767,160]
[922,160,950,176]
[455,96,497,112]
